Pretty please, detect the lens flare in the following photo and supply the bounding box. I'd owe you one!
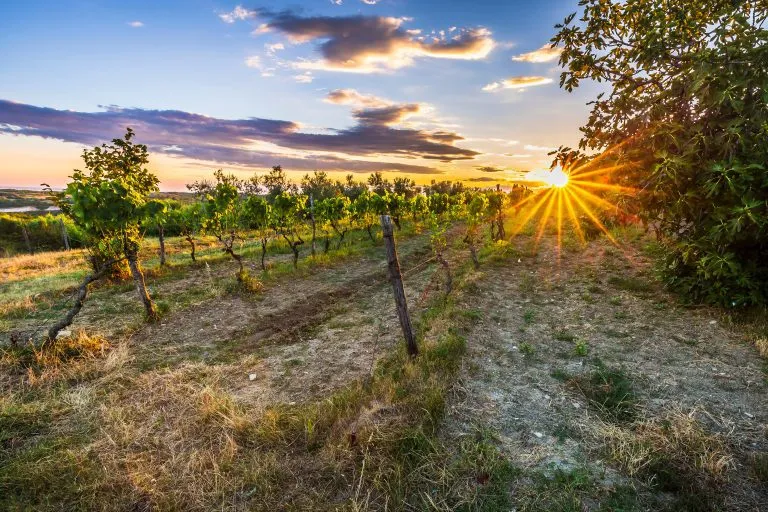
[546,167,569,188]
[516,145,639,257]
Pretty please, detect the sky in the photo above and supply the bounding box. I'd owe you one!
[0,0,604,191]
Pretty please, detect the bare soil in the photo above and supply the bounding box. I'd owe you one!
[444,233,768,510]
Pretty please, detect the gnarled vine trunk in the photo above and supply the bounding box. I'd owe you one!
[46,258,120,344]
[186,235,196,262]
[436,252,452,295]
[125,246,158,322]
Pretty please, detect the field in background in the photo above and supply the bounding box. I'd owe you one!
[1,211,767,511]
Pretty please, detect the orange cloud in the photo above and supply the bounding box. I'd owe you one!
[482,76,553,92]
[511,44,563,63]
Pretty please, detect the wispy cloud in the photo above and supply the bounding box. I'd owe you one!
[293,72,314,83]
[324,89,391,108]
[219,5,254,24]
[128,21,144,28]
[511,44,562,63]
[523,144,556,152]
[245,55,262,68]
[476,166,505,173]
[227,10,495,73]
[482,76,553,92]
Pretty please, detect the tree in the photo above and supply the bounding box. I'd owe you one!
[194,170,246,279]
[271,192,307,268]
[145,200,169,266]
[167,203,204,263]
[261,165,297,202]
[352,190,380,242]
[242,195,272,271]
[393,177,417,199]
[553,1,768,306]
[316,195,351,248]
[339,174,368,201]
[465,193,489,269]
[486,188,507,241]
[368,171,391,195]
[50,128,161,322]
[301,171,339,201]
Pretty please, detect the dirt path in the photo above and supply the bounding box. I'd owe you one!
[445,234,768,510]
[128,230,453,407]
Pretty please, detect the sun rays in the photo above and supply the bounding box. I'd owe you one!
[517,150,638,256]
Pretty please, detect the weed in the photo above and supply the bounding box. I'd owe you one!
[574,341,588,357]
[570,363,637,422]
[550,368,571,382]
[587,284,604,294]
[523,309,536,324]
[554,330,576,342]
[609,296,622,306]
[519,342,535,357]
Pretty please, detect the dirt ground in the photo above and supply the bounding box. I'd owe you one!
[444,233,768,510]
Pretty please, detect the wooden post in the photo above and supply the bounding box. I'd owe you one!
[21,225,32,254]
[380,215,418,357]
[59,219,70,251]
[309,194,317,256]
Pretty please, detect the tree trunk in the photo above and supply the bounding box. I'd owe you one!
[186,235,196,262]
[366,225,375,242]
[436,252,452,295]
[324,237,330,254]
[393,216,401,230]
[126,249,158,322]
[496,215,506,240]
[158,224,166,266]
[468,242,480,269]
[226,248,244,277]
[260,238,267,271]
[46,259,119,344]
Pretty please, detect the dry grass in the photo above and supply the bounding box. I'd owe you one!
[0,249,87,283]
[596,408,734,510]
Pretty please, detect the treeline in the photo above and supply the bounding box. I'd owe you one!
[152,165,529,274]
[0,213,84,257]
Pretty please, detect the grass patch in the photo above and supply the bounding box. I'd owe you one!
[568,362,638,422]
[598,410,733,511]
[607,275,653,293]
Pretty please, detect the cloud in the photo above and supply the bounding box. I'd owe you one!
[128,21,144,28]
[506,153,532,158]
[219,5,254,24]
[523,144,556,152]
[242,11,495,73]
[482,76,553,92]
[512,44,562,63]
[245,55,262,68]
[265,42,285,54]
[293,72,314,83]
[476,166,505,173]
[0,99,479,171]
[324,89,391,108]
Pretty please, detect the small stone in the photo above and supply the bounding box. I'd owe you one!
[744,412,754,419]
[533,432,544,438]
[248,373,257,381]
[573,402,581,408]
[56,330,72,339]
[709,320,717,325]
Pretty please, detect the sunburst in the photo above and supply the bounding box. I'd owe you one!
[516,149,638,256]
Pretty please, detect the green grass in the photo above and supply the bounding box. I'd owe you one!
[607,275,653,293]
[569,361,638,422]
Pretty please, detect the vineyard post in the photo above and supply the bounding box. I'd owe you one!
[59,218,70,250]
[380,215,418,357]
[309,193,317,257]
[21,224,33,254]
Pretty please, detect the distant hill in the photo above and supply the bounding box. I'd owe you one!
[0,188,196,214]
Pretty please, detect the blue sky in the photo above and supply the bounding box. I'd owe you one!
[0,0,603,190]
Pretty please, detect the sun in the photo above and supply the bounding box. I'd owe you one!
[545,166,569,188]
